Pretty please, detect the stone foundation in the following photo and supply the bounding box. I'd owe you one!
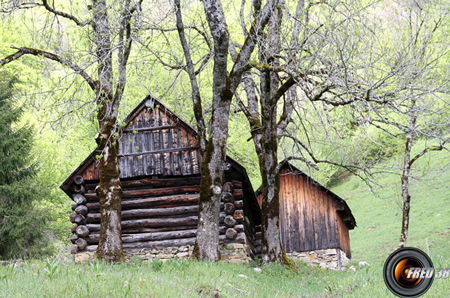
[74,244,251,264]
[287,248,350,270]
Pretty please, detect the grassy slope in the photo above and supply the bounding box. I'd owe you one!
[1,141,449,297]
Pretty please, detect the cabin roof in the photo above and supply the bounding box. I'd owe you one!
[59,96,261,224]
[256,161,356,229]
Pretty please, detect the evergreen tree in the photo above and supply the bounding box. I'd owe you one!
[0,73,49,259]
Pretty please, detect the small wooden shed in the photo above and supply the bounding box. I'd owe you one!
[60,97,261,260]
[256,162,356,262]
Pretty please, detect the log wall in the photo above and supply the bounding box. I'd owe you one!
[69,175,251,255]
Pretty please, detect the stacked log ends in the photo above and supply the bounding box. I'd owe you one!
[221,192,234,203]
[74,175,84,185]
[233,210,244,221]
[225,228,238,240]
[75,238,88,250]
[73,214,87,225]
[73,194,87,205]
[75,205,88,216]
[223,182,234,193]
[69,178,91,252]
[74,185,86,194]
[76,225,90,238]
[224,203,235,215]
[224,215,237,228]
[70,235,78,244]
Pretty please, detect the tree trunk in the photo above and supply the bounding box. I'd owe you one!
[259,0,291,266]
[194,0,233,262]
[399,129,414,248]
[93,0,124,262]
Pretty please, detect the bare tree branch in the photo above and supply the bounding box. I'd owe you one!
[0,46,97,91]
[41,0,91,27]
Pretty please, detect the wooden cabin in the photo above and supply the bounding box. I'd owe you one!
[256,162,356,267]
[60,97,261,260]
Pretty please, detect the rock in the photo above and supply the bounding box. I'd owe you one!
[177,252,189,258]
[158,253,174,259]
[151,249,159,254]
[254,268,262,273]
[359,261,370,267]
[348,266,357,271]
[324,249,336,255]
[74,252,94,263]
[238,274,248,279]
[179,246,188,252]
[308,254,317,260]
[188,251,193,256]
[320,263,327,269]
[328,261,337,269]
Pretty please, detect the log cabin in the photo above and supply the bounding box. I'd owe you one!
[256,162,356,269]
[60,97,262,261]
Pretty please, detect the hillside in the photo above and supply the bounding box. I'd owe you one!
[331,140,450,267]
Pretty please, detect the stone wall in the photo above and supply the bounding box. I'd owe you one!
[74,244,251,264]
[287,248,350,270]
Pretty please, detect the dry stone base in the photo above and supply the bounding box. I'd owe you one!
[74,251,95,263]
[74,245,251,264]
[287,248,350,270]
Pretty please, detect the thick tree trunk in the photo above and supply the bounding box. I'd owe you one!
[259,1,291,266]
[193,0,234,262]
[93,0,124,262]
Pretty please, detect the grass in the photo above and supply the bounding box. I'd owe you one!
[1,140,450,297]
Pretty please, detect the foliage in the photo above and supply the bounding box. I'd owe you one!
[0,72,52,259]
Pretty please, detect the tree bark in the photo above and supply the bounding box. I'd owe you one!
[398,115,416,248]
[93,0,124,262]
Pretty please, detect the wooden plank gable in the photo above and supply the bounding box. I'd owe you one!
[65,98,201,184]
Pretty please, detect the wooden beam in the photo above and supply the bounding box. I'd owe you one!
[83,233,245,251]
[86,193,199,210]
[84,177,201,191]
[84,185,200,201]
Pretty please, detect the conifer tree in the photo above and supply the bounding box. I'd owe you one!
[0,73,49,259]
